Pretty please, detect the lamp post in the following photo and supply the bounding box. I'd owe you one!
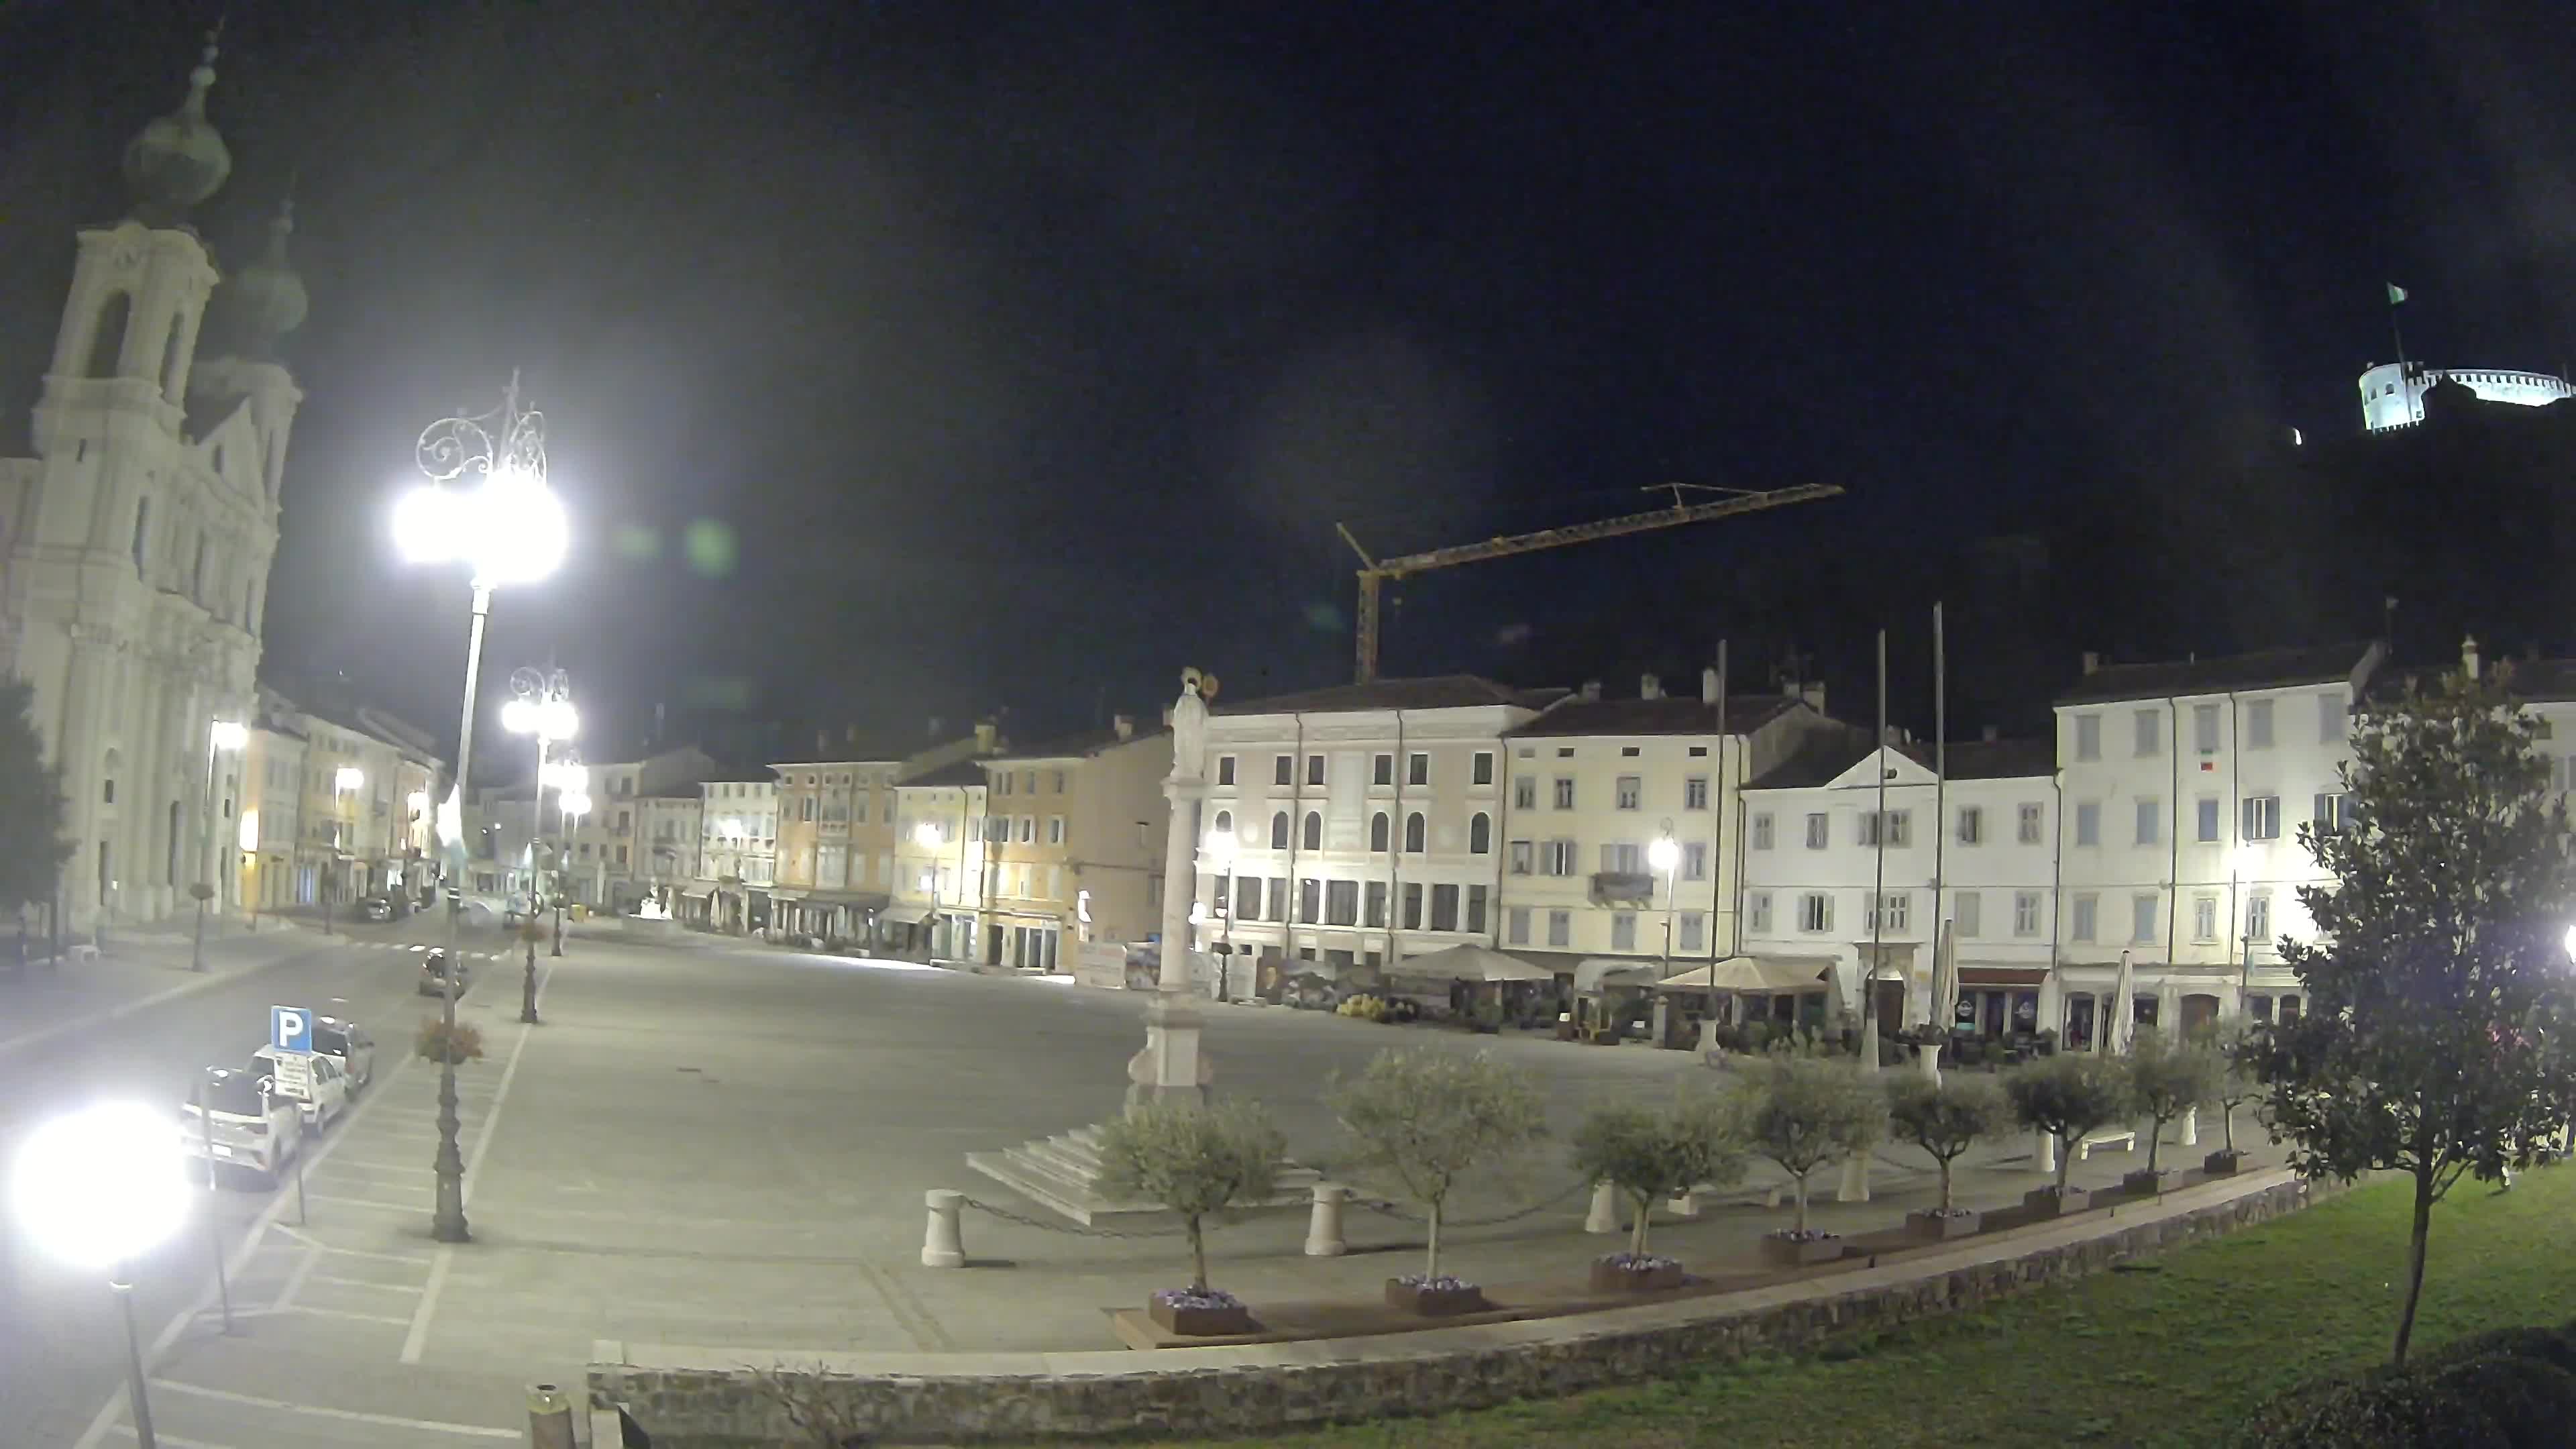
[193,720,249,971]
[395,371,568,1244]
[545,761,587,955]
[13,1102,195,1449]
[1648,823,1681,1036]
[502,669,578,951]
[1201,829,1238,1000]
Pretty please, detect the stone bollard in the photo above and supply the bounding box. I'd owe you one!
[1917,1042,1943,1086]
[1304,1183,1351,1256]
[922,1189,966,1269]
[525,1383,576,1449]
[2180,1106,2198,1148]
[2033,1127,2057,1178]
[1585,1181,1621,1234]
[1836,1150,1872,1202]
[1666,1189,1701,1219]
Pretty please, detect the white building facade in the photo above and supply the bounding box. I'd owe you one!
[889,760,989,959]
[694,773,777,931]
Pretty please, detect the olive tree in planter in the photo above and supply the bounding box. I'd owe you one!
[1737,1051,1887,1265]
[2205,1026,2265,1175]
[1328,1046,1546,1316]
[2122,1030,2222,1193]
[1885,1073,2008,1240]
[1569,1089,1743,1291]
[2004,1052,2133,1216]
[1095,1097,1286,1336]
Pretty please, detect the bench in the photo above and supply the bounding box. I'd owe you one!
[2076,1129,2137,1161]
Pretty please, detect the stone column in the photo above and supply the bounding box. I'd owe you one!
[1585,1181,1620,1234]
[2033,1127,2057,1178]
[1127,676,1211,1108]
[920,1189,965,1269]
[1304,1183,1350,1256]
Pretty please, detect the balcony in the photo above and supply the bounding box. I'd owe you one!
[1589,871,1654,906]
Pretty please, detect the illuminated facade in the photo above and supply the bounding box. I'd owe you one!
[2359,362,2575,431]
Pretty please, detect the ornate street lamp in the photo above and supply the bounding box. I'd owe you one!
[393,371,568,1244]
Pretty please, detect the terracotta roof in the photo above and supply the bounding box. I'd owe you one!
[1507,694,1801,739]
[898,759,989,788]
[2365,657,2576,704]
[2055,643,2379,705]
[1936,738,2059,780]
[1212,675,1566,716]
[1748,732,2053,788]
[989,724,1168,761]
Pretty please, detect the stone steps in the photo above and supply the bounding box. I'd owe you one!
[969,1123,1321,1226]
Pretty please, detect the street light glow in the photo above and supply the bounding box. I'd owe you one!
[237,808,259,851]
[559,790,594,817]
[13,1102,192,1269]
[208,720,249,751]
[1648,835,1680,873]
[334,765,364,792]
[503,696,580,739]
[392,466,568,588]
[1201,831,1237,868]
[914,821,943,847]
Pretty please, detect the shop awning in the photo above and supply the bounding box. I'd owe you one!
[1574,957,1660,994]
[878,904,933,926]
[1958,966,2050,987]
[1657,956,1831,994]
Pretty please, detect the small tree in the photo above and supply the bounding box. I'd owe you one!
[1569,1090,1744,1257]
[2209,1025,2265,1155]
[1737,1053,1887,1234]
[2253,664,2576,1367]
[1327,1047,1547,1278]
[0,680,72,938]
[2006,1053,2133,1194]
[2127,1030,2221,1175]
[1885,1073,2008,1213]
[1096,1097,1285,1293]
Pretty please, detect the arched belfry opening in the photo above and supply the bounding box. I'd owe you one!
[89,293,132,378]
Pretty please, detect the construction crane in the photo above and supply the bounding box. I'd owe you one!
[1335,482,1845,683]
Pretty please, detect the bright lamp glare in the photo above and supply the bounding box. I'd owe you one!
[476,470,568,586]
[13,1102,192,1268]
[335,766,364,792]
[1201,832,1236,865]
[2564,925,2576,963]
[559,791,592,816]
[208,720,249,751]
[392,485,465,566]
[914,822,941,847]
[540,699,578,739]
[500,699,536,734]
[1648,837,1680,871]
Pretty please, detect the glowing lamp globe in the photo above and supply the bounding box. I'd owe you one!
[1648,837,1680,873]
[13,1103,192,1269]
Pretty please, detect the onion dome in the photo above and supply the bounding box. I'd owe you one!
[121,34,231,226]
[219,199,309,358]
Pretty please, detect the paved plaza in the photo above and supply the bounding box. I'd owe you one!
[33,921,2287,1446]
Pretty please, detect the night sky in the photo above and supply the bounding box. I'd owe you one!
[7,1,2576,771]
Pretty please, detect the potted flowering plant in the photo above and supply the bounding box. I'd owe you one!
[1097,1097,1285,1336]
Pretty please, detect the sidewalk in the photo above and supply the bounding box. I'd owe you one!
[0,914,320,1059]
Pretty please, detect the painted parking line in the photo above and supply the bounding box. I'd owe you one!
[107,1428,238,1449]
[270,1225,430,1266]
[309,1273,425,1295]
[144,1381,519,1440]
[282,1304,415,1328]
[299,1192,429,1214]
[400,994,537,1365]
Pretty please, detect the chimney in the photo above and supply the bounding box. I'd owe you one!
[1701,667,1720,704]
[974,719,997,753]
[2080,651,2101,676]
[927,716,943,740]
[1640,673,1663,701]
[846,724,859,746]
[2463,634,2481,680]
[1113,713,1135,740]
[816,729,828,754]
[1983,724,1999,743]
[1580,680,1602,702]
[1801,682,1827,714]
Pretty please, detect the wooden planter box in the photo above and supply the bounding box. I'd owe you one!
[1588,1257,1685,1293]
[1384,1279,1488,1316]
[1906,1208,1983,1241]
[2203,1149,2245,1178]
[1147,1297,1255,1337]
[2023,1185,2094,1218]
[1761,1234,1845,1267]
[2121,1169,2170,1197]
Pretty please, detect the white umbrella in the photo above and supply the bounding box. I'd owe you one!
[1386,943,1557,983]
[2108,949,2137,1055]
[1932,919,1960,1034]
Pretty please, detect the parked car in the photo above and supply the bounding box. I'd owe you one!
[247,1046,350,1132]
[309,1015,376,1091]
[358,895,395,922]
[419,948,470,997]
[179,1068,302,1186]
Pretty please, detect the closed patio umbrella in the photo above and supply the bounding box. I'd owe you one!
[2109,949,2137,1055]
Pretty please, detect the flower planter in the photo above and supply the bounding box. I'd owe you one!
[1588,1254,1684,1293]
[1761,1232,1845,1267]
[1146,1291,1255,1337]
[1384,1277,1488,1316]
[2202,1149,2245,1178]
[1905,1208,1984,1241]
[2023,1185,2094,1218]
[2121,1169,2169,1197]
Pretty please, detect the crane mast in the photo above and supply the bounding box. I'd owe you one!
[1338,482,1844,683]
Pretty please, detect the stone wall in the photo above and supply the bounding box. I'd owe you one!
[592,1173,2319,1446]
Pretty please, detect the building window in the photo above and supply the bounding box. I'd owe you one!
[1298,877,1322,923]
[2247,892,2272,945]
[2242,796,2281,841]
[2017,802,2043,844]
[1293,811,1316,851]
[1553,777,1574,810]
[1866,891,1909,933]
[1513,776,1536,810]
[1274,755,1293,786]
[1019,816,1036,843]
[1506,906,1531,945]
[998,773,1013,796]
[1364,880,1388,927]
[131,494,152,570]
[1954,890,1981,937]
[1684,776,1709,810]
[1858,810,1909,847]
[1402,882,1424,929]
[1548,909,1571,948]
[1798,893,1833,932]
[1368,753,1392,787]
[2246,700,2274,749]
[1212,809,1232,837]
[1805,813,1828,849]
[1508,839,1532,875]
[1601,841,1643,874]
[1748,892,1772,934]
[1472,752,1494,786]
[1681,841,1707,881]
[2134,797,2159,847]
[1613,775,1641,810]
[1271,812,1290,849]
[2072,894,2098,942]
[2075,801,2100,847]
[2013,891,2041,937]
[2134,708,2161,757]
[1752,812,1774,850]
[2192,894,2218,942]
[2312,792,2355,833]
[1541,839,1576,875]
[1468,812,1491,853]
[2196,797,2220,843]
[1218,755,1236,786]
[1370,812,1391,851]
[1957,806,1982,845]
[1466,883,1487,934]
[1610,912,1637,951]
[1326,879,1358,926]
[2320,692,2343,744]
[2131,894,2158,944]
[1404,813,1426,853]
[1408,753,1430,787]
[1307,754,1326,786]
[2193,703,2220,753]
[2075,714,2100,761]
[1267,877,1288,922]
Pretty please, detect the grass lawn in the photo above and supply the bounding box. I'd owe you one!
[1147,1165,2576,1449]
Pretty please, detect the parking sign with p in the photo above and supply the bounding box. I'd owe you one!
[270,1005,311,1054]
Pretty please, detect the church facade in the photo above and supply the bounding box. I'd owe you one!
[0,36,307,932]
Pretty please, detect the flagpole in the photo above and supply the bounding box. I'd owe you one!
[1931,601,1946,1031]
[2387,283,2409,382]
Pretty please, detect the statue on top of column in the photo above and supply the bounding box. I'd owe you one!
[1171,667,1217,783]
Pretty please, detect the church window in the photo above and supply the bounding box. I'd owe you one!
[192,535,207,602]
[88,294,130,378]
[131,495,152,570]
[162,323,188,398]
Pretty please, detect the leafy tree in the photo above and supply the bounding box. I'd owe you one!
[1096,1097,1285,1293]
[2006,1053,2133,1194]
[1736,1053,1887,1233]
[2127,1031,2222,1175]
[2251,663,2576,1367]
[1327,1047,1547,1278]
[1885,1073,2009,1213]
[0,679,71,928]
[2208,1025,2266,1156]
[1569,1089,1745,1256]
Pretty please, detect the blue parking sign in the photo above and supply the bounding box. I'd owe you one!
[270,1005,312,1054]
